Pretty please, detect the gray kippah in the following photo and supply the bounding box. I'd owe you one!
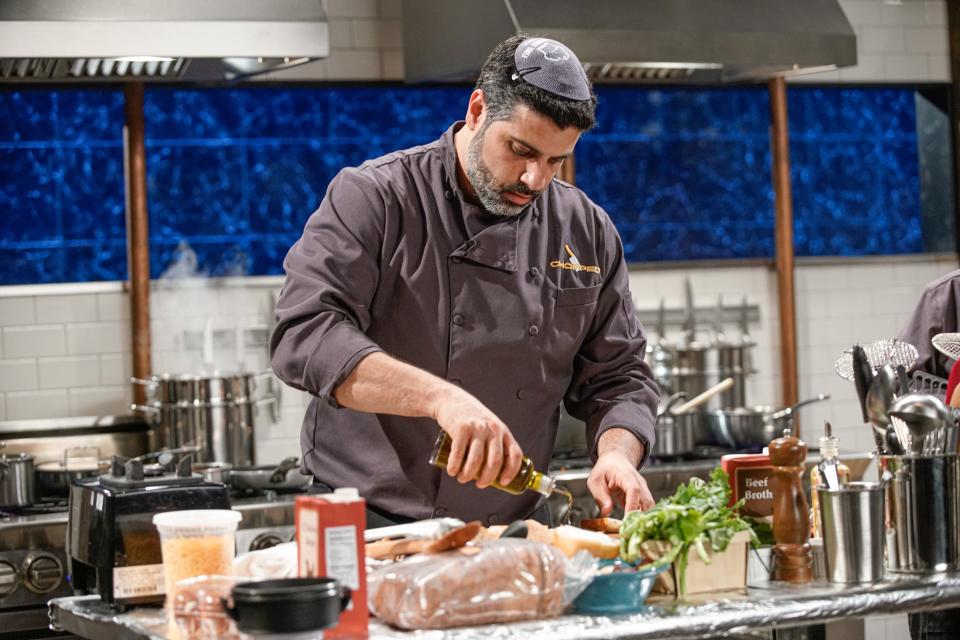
[513,37,591,101]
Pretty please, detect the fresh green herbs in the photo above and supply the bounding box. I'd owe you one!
[620,467,758,597]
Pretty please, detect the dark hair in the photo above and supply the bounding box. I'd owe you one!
[475,34,597,131]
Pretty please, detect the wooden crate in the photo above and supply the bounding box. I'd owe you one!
[646,530,752,597]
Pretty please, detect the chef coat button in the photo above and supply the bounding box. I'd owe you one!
[451,256,462,264]
[494,260,503,268]
[451,379,462,386]
[486,514,499,525]
[528,325,539,336]
[434,507,448,517]
[528,267,540,278]
[453,314,465,326]
[516,389,526,399]
[444,190,453,200]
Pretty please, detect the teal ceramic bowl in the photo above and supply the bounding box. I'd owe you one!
[572,560,666,615]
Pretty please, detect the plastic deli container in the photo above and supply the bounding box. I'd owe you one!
[153,509,242,605]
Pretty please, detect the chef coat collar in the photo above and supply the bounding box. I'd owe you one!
[440,122,535,273]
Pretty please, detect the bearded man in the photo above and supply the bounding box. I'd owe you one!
[270,35,659,528]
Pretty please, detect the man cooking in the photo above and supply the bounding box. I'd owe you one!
[270,35,660,529]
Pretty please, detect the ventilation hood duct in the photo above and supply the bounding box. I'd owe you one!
[403,0,857,84]
[0,0,329,83]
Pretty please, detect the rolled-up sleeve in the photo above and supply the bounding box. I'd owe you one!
[563,217,660,467]
[269,169,385,406]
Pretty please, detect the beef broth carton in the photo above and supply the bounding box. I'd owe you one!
[296,490,368,638]
[721,453,774,519]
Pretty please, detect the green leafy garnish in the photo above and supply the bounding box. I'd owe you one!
[619,467,758,597]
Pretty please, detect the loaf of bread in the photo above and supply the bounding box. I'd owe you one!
[368,539,565,629]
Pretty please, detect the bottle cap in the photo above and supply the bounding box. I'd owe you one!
[818,436,839,458]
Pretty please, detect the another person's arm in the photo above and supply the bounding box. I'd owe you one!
[898,281,946,377]
[270,169,521,487]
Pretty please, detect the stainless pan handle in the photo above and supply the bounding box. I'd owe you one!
[253,370,275,392]
[255,397,280,424]
[130,403,160,413]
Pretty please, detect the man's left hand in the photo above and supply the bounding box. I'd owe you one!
[587,451,655,516]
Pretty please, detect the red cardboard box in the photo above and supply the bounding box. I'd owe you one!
[296,491,368,638]
[721,453,773,518]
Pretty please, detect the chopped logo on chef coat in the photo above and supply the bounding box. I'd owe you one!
[551,244,600,274]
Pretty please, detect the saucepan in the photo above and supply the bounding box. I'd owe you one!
[705,394,831,449]
[229,457,312,493]
[0,447,35,508]
[653,393,696,458]
[34,446,110,498]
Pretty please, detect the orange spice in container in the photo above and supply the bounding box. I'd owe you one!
[153,510,242,607]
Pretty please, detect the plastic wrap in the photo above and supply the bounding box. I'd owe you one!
[368,539,569,629]
[233,541,298,579]
[171,575,243,640]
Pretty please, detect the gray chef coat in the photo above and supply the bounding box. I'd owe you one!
[899,269,960,378]
[270,122,659,524]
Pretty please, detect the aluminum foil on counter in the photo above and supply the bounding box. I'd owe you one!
[51,573,960,640]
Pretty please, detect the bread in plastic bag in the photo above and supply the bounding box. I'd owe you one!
[368,538,566,629]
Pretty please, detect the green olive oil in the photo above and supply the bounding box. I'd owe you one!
[429,430,557,496]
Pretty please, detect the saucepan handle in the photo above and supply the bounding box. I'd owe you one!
[221,597,238,621]
[338,585,352,612]
[130,403,160,413]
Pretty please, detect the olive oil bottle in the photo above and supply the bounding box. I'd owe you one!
[429,430,557,496]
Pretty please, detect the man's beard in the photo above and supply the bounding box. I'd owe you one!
[466,125,541,217]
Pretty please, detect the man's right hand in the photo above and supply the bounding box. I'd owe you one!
[431,386,523,489]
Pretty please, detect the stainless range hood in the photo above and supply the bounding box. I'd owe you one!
[403,0,857,84]
[0,0,329,83]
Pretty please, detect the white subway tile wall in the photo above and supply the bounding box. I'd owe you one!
[791,0,949,83]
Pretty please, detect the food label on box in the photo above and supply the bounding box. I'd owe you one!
[113,563,165,599]
[325,525,358,611]
[735,467,775,517]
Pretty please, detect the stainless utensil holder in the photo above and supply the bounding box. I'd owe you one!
[817,482,885,583]
[881,454,960,573]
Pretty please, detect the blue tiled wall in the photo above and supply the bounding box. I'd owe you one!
[143,86,465,278]
[0,84,948,284]
[0,89,127,284]
[579,87,775,260]
[789,88,923,256]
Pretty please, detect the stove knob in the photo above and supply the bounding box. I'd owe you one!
[22,553,63,595]
[0,561,17,599]
[249,532,285,552]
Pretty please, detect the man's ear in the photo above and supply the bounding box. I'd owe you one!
[465,89,486,131]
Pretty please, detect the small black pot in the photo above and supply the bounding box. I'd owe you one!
[225,577,351,634]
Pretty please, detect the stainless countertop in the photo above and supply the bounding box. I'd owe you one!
[49,571,960,640]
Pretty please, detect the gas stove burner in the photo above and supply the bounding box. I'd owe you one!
[99,453,203,490]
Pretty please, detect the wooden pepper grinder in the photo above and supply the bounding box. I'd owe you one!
[769,429,813,583]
